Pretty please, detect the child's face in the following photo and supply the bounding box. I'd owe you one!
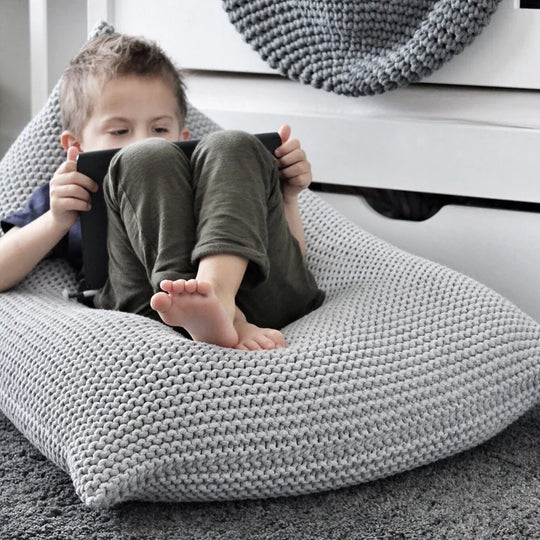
[65,74,189,153]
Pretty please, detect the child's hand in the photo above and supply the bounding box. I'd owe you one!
[49,146,98,230]
[275,125,312,203]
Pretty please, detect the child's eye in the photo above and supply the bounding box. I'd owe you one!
[109,129,128,136]
[153,127,169,134]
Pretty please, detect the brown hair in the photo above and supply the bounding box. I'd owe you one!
[59,34,187,135]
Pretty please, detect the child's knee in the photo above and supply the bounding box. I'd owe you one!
[106,138,190,195]
[113,138,180,173]
[200,130,268,160]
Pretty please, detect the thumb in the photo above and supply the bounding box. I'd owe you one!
[67,146,80,163]
[278,124,291,144]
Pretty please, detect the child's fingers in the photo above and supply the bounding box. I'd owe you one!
[54,159,78,175]
[67,146,80,163]
[50,193,92,214]
[52,169,98,193]
[280,159,311,176]
[277,147,307,168]
[279,161,312,184]
[56,198,92,213]
[278,124,291,145]
[275,137,300,158]
[51,183,93,200]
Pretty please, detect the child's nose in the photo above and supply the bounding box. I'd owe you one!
[132,129,150,143]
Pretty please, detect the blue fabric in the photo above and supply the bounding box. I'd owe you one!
[1,183,83,273]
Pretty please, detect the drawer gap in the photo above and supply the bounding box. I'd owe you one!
[311,183,540,222]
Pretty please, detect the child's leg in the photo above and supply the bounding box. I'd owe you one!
[151,254,287,350]
[93,138,198,319]
[95,132,323,348]
[184,131,323,333]
[95,136,278,348]
[150,254,247,347]
[149,130,294,348]
[190,130,323,331]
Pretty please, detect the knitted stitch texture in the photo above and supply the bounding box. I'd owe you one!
[222,0,502,95]
[0,22,538,508]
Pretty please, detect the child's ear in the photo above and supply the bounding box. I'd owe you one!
[61,131,82,152]
[180,128,190,141]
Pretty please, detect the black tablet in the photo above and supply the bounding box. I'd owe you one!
[77,132,282,290]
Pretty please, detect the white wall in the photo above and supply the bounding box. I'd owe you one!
[0,0,31,158]
[0,0,86,158]
[46,1,87,95]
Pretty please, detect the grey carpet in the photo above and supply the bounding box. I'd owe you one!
[1,404,538,539]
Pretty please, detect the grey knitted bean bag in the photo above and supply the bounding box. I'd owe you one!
[1,23,539,508]
[222,0,502,95]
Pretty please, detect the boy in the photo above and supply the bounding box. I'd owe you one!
[0,34,324,350]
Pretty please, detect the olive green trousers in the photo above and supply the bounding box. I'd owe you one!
[94,131,324,330]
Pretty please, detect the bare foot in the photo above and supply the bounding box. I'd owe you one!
[150,279,238,348]
[234,320,287,351]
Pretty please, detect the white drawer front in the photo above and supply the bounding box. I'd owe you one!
[318,192,540,323]
[112,0,275,74]
[108,0,540,90]
[186,73,540,204]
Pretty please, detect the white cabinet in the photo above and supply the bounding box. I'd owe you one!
[105,0,540,91]
[185,73,540,204]
[100,0,540,322]
[108,0,275,74]
[318,193,540,323]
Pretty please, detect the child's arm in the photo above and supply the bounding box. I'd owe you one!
[0,147,98,292]
[275,125,312,256]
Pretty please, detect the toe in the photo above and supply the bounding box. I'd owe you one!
[160,280,174,293]
[195,280,212,295]
[244,339,262,351]
[171,279,187,294]
[150,291,172,313]
[185,279,198,293]
[264,329,287,348]
[255,335,277,350]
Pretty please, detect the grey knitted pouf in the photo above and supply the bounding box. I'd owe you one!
[222,0,503,95]
[1,21,539,508]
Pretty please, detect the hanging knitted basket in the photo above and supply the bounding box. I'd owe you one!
[222,0,503,96]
